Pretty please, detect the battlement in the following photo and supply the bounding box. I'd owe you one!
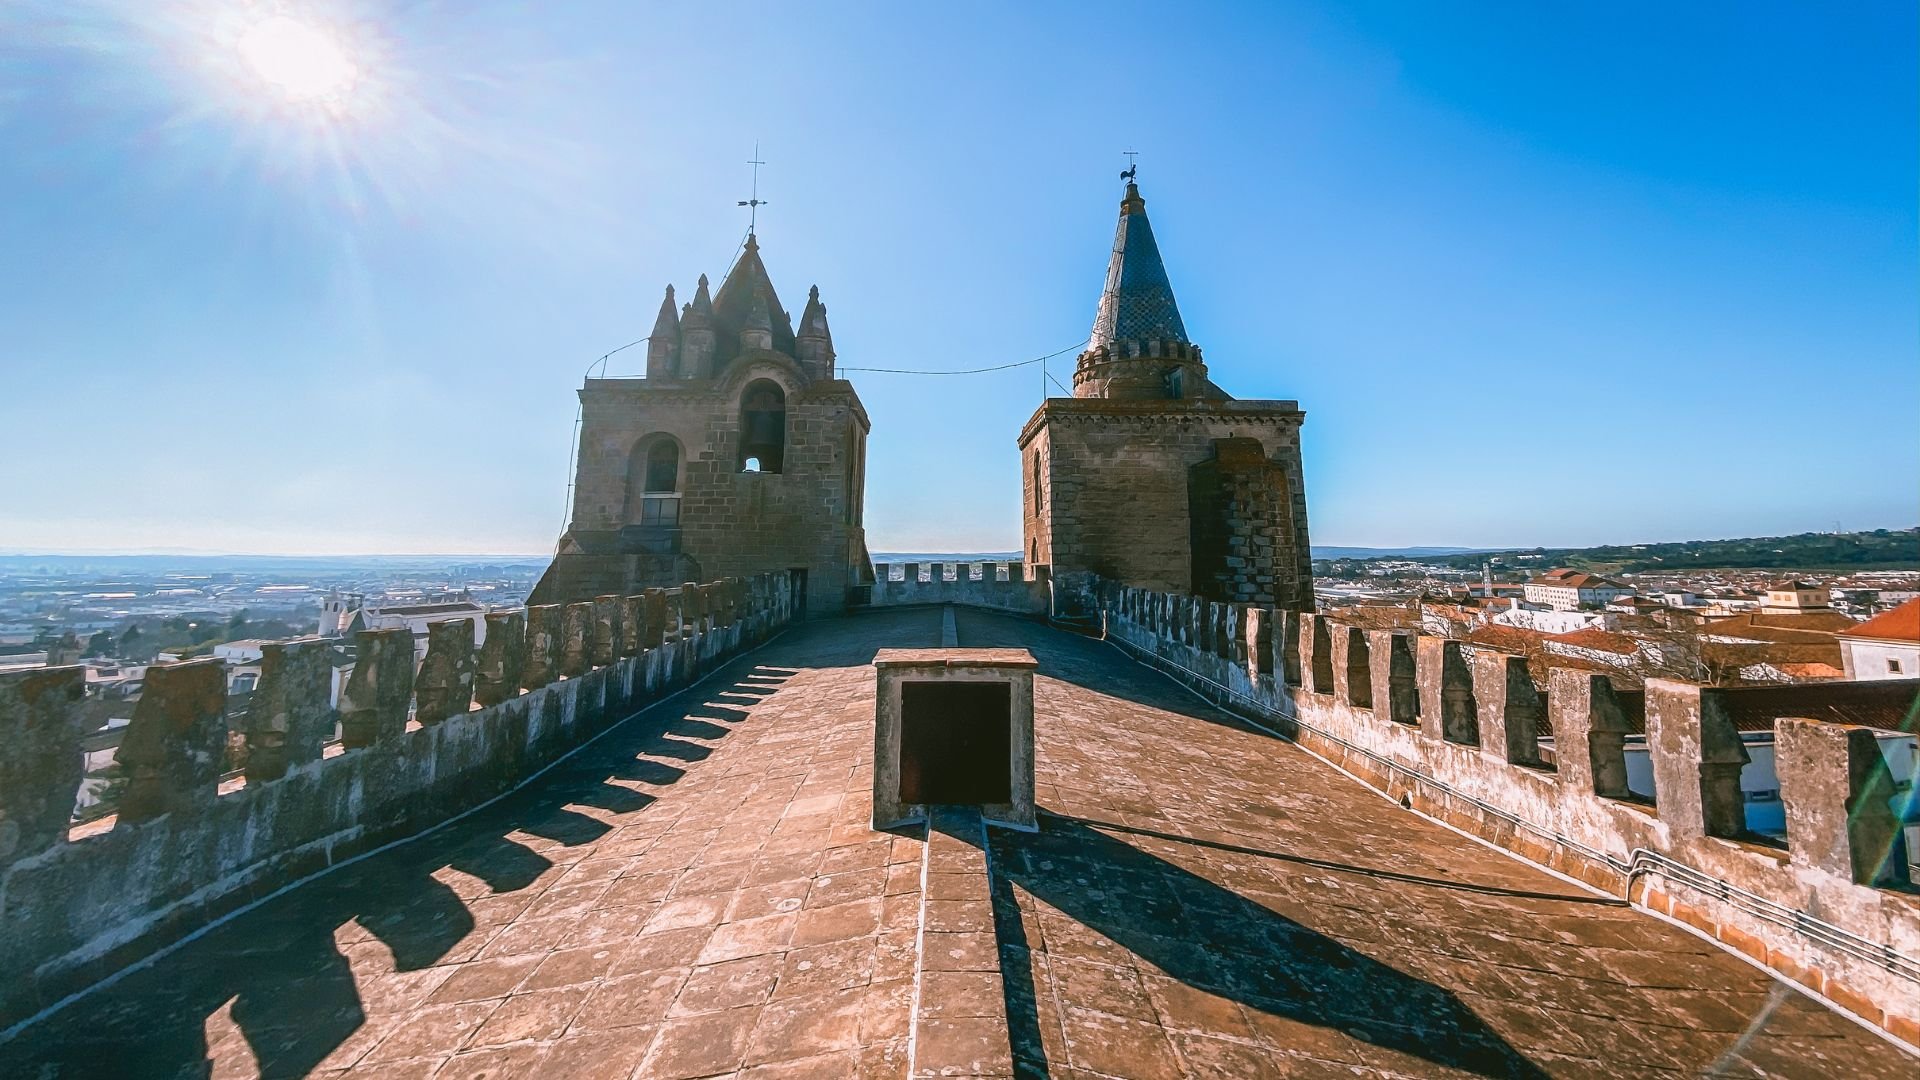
[1083,578,1920,1044]
[856,560,1052,616]
[0,573,799,1028]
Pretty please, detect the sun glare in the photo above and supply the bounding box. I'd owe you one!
[237,14,357,103]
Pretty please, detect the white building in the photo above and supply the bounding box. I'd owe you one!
[1761,581,1833,614]
[321,592,491,661]
[1522,569,1634,611]
[1492,605,1618,634]
[1837,598,1920,680]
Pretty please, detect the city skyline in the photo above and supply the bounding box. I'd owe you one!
[3,2,1915,556]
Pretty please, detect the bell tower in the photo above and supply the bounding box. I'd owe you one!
[1019,172,1314,610]
[532,233,873,615]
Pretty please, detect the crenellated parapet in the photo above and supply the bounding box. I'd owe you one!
[245,638,335,782]
[0,666,88,870]
[1084,575,1920,1043]
[117,659,228,823]
[414,620,477,726]
[0,571,803,1029]
[861,561,1052,616]
[339,628,414,749]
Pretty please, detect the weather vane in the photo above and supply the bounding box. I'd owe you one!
[1121,147,1138,183]
[738,143,768,233]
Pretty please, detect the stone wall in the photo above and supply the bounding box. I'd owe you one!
[860,561,1052,616]
[1018,398,1311,610]
[1084,578,1920,1045]
[537,363,870,615]
[0,573,798,1029]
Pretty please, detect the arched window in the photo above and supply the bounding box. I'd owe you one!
[738,379,786,473]
[626,436,681,527]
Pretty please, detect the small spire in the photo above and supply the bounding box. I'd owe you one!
[684,274,713,324]
[740,287,774,351]
[646,283,682,379]
[650,284,679,337]
[796,284,834,371]
[678,274,716,378]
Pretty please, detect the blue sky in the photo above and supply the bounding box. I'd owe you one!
[2,1,1913,555]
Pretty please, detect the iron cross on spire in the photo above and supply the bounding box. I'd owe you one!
[738,144,768,233]
[1121,148,1138,183]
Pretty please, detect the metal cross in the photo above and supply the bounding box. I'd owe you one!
[738,144,768,233]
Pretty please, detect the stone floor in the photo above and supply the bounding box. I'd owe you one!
[0,606,1912,1079]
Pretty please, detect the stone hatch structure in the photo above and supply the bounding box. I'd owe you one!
[1020,180,1313,611]
[531,234,873,616]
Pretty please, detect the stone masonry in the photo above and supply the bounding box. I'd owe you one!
[1020,180,1312,610]
[534,233,872,617]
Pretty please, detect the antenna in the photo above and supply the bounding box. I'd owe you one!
[738,143,768,233]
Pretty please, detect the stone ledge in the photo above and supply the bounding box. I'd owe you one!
[910,809,1014,1079]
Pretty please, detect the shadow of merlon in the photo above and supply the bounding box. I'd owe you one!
[981,814,1551,1079]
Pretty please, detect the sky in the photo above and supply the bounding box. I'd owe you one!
[1,1,1914,556]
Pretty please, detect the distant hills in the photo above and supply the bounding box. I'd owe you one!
[5,530,1913,578]
[1311,546,1484,560]
[0,553,548,574]
[1403,529,1919,574]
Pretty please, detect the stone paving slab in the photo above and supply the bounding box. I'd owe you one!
[951,607,1917,1080]
[0,609,943,1080]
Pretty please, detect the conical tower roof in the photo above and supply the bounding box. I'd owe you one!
[1089,182,1188,349]
[712,234,795,354]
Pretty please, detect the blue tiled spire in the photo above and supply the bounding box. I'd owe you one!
[1089,182,1189,349]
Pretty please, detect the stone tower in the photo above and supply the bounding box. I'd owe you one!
[531,234,873,615]
[1018,179,1313,609]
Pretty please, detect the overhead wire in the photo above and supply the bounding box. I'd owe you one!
[558,330,1088,531]
[840,339,1087,376]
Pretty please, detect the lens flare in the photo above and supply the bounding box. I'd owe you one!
[236,14,357,102]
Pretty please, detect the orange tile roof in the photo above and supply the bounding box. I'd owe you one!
[1702,612,1857,643]
[1837,597,1920,643]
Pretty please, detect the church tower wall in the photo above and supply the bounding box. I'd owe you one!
[533,236,871,616]
[1018,179,1314,611]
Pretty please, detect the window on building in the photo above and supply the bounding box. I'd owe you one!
[738,380,786,473]
[1892,659,1905,674]
[626,436,681,527]
[1032,452,1042,515]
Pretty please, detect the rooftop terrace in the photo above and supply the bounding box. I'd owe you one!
[3,606,1911,1078]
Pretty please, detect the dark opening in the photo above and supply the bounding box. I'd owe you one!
[899,681,1012,805]
[643,440,678,492]
[738,379,786,473]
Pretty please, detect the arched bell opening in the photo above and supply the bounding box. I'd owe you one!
[738,379,786,473]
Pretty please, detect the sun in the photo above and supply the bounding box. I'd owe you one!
[236,14,358,103]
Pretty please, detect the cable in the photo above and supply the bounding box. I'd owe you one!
[841,340,1086,376]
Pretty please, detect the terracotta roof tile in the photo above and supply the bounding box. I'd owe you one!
[1837,597,1920,643]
